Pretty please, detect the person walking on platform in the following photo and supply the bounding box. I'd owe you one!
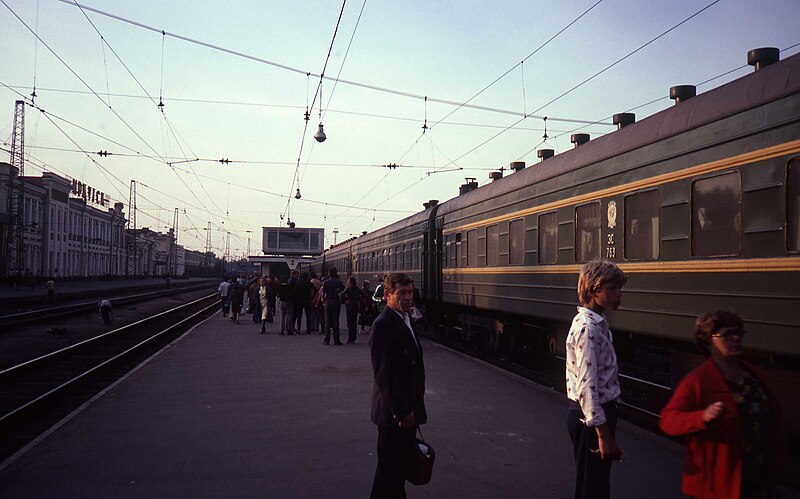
[267,276,278,324]
[312,273,325,333]
[309,271,322,332]
[341,276,361,344]
[217,278,231,317]
[277,276,295,335]
[249,277,261,325]
[659,310,786,499]
[258,277,272,334]
[369,273,427,499]
[293,272,314,334]
[358,280,375,335]
[566,260,626,499]
[322,267,345,345]
[372,274,387,313]
[228,280,244,325]
[44,275,56,304]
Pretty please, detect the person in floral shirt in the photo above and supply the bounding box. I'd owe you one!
[566,260,627,499]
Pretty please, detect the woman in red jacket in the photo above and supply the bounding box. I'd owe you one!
[660,310,786,499]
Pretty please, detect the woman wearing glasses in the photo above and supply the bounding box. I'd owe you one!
[660,310,786,499]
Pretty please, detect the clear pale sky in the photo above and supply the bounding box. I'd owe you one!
[1,0,798,257]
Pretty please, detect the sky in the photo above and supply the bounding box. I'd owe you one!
[1,0,798,258]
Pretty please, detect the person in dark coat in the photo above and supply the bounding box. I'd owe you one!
[228,280,244,325]
[292,272,315,334]
[369,273,427,499]
[322,267,345,345]
[341,276,362,343]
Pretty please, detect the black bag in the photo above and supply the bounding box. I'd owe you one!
[406,427,435,486]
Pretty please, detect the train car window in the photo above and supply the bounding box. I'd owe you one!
[509,219,524,265]
[575,202,602,262]
[538,212,558,264]
[467,230,477,267]
[692,172,741,257]
[487,224,499,266]
[444,235,451,268]
[788,158,800,252]
[401,244,407,270]
[624,190,660,260]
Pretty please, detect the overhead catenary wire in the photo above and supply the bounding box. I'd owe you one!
[65,1,232,232]
[52,0,611,127]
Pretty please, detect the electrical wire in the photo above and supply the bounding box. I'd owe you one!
[53,0,611,127]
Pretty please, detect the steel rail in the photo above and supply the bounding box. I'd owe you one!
[0,294,217,425]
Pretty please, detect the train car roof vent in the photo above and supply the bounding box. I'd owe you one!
[537,149,554,161]
[613,113,635,129]
[423,201,431,209]
[669,85,696,105]
[428,199,438,206]
[361,231,367,236]
[570,133,590,147]
[747,47,780,72]
[489,171,503,181]
[510,161,526,172]
[459,178,479,195]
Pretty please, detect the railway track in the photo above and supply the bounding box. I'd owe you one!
[0,293,219,463]
[0,281,217,329]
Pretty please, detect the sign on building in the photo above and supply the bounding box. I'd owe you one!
[262,227,324,256]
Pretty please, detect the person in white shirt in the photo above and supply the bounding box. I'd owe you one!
[217,279,231,317]
[565,260,627,499]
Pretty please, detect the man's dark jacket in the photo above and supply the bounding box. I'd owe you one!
[370,307,427,427]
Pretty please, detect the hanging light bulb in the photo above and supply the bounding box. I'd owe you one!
[314,123,327,143]
[295,188,302,199]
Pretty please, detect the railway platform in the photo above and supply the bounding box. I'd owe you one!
[0,310,741,498]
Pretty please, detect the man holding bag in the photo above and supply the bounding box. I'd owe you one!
[369,273,427,498]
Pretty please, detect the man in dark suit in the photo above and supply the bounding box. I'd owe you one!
[369,273,427,499]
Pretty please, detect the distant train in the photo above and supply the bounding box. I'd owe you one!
[311,47,800,420]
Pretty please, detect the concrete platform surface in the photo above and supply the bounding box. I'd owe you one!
[0,311,693,498]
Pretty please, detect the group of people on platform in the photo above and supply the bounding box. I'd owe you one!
[565,260,785,499]
[216,268,388,344]
[220,262,787,499]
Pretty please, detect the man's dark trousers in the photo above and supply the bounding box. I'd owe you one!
[324,299,342,344]
[567,401,618,499]
[370,424,416,499]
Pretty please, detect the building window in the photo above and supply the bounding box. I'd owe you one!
[576,202,602,262]
[538,212,558,264]
[788,158,800,252]
[692,172,741,257]
[412,242,419,269]
[467,230,477,267]
[625,190,660,260]
[509,219,524,265]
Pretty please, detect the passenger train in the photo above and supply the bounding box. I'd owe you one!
[311,48,800,427]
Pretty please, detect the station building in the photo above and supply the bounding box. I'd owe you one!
[0,163,198,280]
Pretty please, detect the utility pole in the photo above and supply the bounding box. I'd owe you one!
[4,101,25,278]
[224,231,231,274]
[204,221,211,276]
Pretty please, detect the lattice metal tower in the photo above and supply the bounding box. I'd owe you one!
[126,180,137,277]
[170,207,179,277]
[4,100,26,278]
